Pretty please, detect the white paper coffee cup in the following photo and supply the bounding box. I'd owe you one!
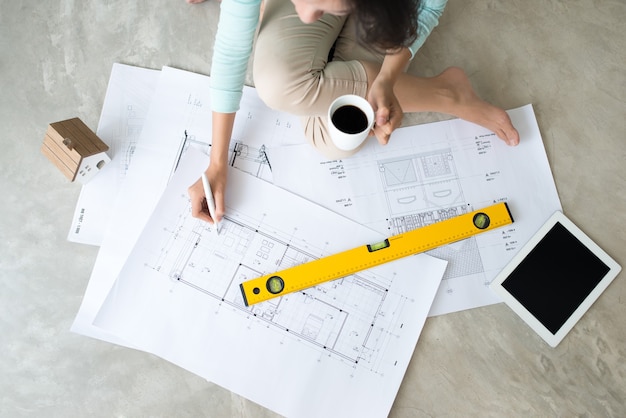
[328,94,375,151]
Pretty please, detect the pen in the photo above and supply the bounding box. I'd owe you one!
[201,173,220,235]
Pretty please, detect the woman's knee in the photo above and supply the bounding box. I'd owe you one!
[302,116,364,160]
[253,59,323,115]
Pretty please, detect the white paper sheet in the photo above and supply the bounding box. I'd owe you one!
[67,63,160,246]
[95,147,447,418]
[267,104,562,316]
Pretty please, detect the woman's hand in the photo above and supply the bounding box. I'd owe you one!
[368,76,403,145]
[366,47,411,145]
[189,111,235,223]
[189,162,227,224]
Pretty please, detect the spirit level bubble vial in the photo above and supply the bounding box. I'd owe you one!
[240,202,514,306]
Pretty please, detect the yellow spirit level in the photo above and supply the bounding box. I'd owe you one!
[240,202,514,306]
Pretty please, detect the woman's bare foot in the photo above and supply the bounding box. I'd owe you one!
[437,67,520,146]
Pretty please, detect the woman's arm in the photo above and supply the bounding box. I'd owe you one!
[210,0,262,113]
[407,0,447,58]
[190,0,262,222]
[366,0,447,144]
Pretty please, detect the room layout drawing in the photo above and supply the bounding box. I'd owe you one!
[377,148,484,280]
[147,193,405,367]
[379,149,464,229]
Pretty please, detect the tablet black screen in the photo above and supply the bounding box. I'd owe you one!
[501,222,610,334]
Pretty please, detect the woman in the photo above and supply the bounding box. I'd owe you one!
[188,0,520,224]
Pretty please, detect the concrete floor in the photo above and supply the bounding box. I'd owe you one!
[1,0,625,416]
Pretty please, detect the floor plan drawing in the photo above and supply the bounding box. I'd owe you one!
[377,149,485,281]
[379,149,463,228]
[94,149,447,418]
[268,105,563,315]
[148,200,404,366]
[142,146,428,369]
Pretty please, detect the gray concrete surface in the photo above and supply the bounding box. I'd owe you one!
[1,0,624,416]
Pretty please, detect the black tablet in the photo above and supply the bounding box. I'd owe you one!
[490,211,621,347]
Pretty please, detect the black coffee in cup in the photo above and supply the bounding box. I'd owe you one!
[331,105,368,134]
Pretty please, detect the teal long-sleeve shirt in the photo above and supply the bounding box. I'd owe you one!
[209,0,448,114]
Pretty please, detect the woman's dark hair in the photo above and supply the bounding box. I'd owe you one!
[348,0,420,52]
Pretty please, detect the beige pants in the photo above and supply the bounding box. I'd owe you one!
[253,0,385,159]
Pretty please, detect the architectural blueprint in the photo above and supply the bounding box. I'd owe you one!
[267,105,562,315]
[94,148,447,418]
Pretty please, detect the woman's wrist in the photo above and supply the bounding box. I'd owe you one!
[377,47,411,84]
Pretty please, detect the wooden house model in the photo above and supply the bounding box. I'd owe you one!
[41,117,111,184]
